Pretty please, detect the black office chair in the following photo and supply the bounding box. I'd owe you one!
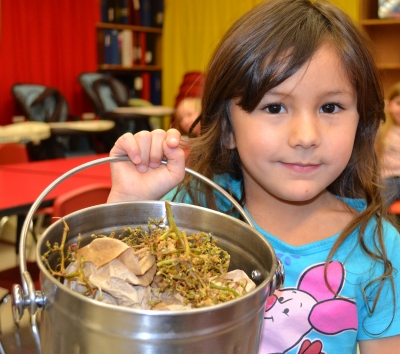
[11,83,98,158]
[78,73,152,137]
[11,84,70,123]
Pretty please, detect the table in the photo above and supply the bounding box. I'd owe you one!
[0,153,109,179]
[47,120,115,136]
[0,154,112,254]
[106,106,175,134]
[0,153,110,217]
[112,106,174,117]
[0,122,50,144]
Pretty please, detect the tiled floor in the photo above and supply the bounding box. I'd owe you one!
[0,216,39,354]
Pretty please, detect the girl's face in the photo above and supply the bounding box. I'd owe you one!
[228,43,359,204]
[387,94,400,126]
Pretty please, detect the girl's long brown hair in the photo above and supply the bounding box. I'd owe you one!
[175,0,396,330]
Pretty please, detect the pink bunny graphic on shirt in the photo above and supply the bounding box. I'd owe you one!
[261,261,357,353]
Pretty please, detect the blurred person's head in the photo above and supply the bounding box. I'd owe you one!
[172,72,205,135]
[174,97,201,136]
[386,82,400,126]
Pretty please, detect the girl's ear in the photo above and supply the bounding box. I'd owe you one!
[225,131,236,149]
[223,101,237,149]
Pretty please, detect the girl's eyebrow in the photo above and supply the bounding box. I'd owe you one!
[321,90,353,96]
[265,89,353,97]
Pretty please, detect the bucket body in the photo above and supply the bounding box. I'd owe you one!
[37,201,276,354]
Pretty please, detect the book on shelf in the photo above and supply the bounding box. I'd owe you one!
[120,30,134,67]
[132,74,143,98]
[150,72,161,105]
[138,32,147,66]
[129,0,142,26]
[102,0,163,27]
[106,0,118,23]
[132,32,139,66]
[119,0,129,24]
[133,32,141,65]
[101,0,129,24]
[152,0,163,27]
[141,72,151,101]
[145,33,156,65]
[101,0,108,22]
[139,0,152,27]
[104,29,113,64]
[104,29,121,65]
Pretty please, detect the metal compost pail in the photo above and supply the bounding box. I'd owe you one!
[12,156,284,354]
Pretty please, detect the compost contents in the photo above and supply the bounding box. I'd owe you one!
[42,201,256,310]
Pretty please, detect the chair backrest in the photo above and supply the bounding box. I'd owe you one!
[78,73,129,117]
[51,183,111,220]
[78,72,106,116]
[0,143,29,165]
[11,84,69,122]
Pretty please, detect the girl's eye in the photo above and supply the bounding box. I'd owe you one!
[320,103,341,114]
[264,104,286,114]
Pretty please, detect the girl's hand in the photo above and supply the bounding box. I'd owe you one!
[107,129,186,203]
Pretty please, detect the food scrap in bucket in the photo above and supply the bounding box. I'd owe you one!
[42,201,256,310]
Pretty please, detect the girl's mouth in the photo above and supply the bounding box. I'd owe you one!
[281,162,320,173]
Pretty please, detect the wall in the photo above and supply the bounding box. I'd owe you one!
[0,0,99,126]
[330,0,359,21]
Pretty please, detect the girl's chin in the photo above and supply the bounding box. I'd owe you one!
[274,190,323,204]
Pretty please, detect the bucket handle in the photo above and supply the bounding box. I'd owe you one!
[13,155,285,354]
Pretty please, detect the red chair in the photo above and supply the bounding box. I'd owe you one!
[0,262,41,295]
[50,183,111,222]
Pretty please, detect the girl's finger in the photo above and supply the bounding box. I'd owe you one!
[133,130,153,172]
[110,133,141,164]
[149,129,168,168]
[165,128,181,149]
[162,131,186,181]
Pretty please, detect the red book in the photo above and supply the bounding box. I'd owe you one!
[128,0,141,26]
[141,72,151,101]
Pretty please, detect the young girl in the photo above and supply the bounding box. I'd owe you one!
[377,82,400,207]
[108,0,400,352]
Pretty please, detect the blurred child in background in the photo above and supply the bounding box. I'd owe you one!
[171,72,204,137]
[378,82,400,207]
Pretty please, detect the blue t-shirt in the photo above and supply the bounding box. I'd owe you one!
[164,175,400,354]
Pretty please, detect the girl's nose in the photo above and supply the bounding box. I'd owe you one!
[288,112,321,149]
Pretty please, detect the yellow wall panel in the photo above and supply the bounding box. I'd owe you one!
[329,0,359,21]
[163,0,263,112]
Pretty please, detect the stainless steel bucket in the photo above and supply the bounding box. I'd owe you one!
[12,156,284,354]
